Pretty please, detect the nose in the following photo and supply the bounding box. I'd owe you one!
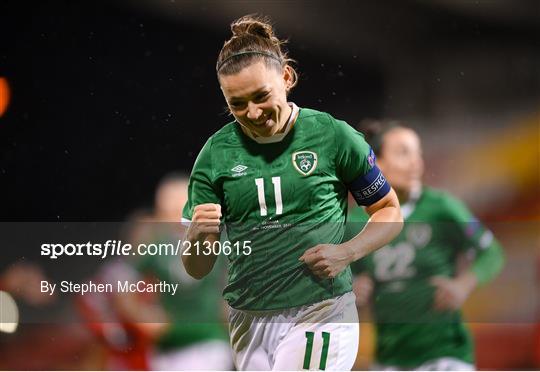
[246,102,262,121]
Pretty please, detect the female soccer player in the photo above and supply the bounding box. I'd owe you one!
[181,16,403,370]
[351,121,505,370]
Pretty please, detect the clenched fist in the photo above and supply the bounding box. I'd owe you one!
[430,275,476,312]
[189,203,222,237]
[183,203,222,279]
[299,244,354,279]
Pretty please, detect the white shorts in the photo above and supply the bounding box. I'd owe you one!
[228,291,359,371]
[372,357,474,371]
[150,339,233,371]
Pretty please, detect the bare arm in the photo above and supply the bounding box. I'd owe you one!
[431,236,505,311]
[344,187,403,261]
[300,188,403,279]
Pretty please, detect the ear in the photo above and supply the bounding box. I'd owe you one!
[282,65,294,91]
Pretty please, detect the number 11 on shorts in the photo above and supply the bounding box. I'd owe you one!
[303,331,331,370]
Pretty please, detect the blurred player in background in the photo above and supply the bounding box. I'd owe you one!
[181,15,403,370]
[77,255,156,370]
[137,174,232,371]
[0,261,54,306]
[78,176,232,370]
[77,208,166,370]
[0,261,54,335]
[351,120,505,370]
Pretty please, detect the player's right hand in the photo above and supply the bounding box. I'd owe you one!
[353,274,374,307]
[190,203,222,235]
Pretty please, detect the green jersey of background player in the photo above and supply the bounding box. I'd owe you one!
[349,121,505,370]
[181,15,403,371]
[135,175,231,370]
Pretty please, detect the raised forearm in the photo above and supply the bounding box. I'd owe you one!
[181,228,220,279]
[343,206,403,262]
[454,270,478,295]
[471,238,505,285]
[343,189,403,262]
[181,203,222,279]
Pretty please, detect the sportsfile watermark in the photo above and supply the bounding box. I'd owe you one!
[41,239,252,260]
[0,221,537,324]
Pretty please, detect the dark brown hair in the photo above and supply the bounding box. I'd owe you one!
[355,119,407,156]
[216,15,298,91]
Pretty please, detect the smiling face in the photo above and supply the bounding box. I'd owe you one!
[378,127,424,194]
[219,61,293,137]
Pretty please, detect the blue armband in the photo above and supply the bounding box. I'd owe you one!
[348,165,391,206]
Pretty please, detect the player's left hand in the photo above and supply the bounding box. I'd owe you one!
[430,276,471,311]
[299,244,354,279]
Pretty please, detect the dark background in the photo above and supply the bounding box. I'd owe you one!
[1,0,537,221]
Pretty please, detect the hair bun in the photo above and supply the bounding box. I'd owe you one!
[231,15,275,40]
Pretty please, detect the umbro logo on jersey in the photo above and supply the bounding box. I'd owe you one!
[231,164,248,177]
[231,165,247,173]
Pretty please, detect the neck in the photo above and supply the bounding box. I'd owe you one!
[396,183,422,204]
[274,103,293,135]
[395,188,411,204]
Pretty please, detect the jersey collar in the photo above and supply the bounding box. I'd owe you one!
[400,185,422,220]
[240,102,300,144]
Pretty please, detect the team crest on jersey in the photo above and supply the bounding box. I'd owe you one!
[406,224,432,248]
[292,151,318,176]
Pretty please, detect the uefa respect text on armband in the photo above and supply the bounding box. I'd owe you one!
[40,240,252,260]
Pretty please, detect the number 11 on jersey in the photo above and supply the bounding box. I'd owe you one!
[255,177,283,216]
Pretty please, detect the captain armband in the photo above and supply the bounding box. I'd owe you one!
[348,165,391,206]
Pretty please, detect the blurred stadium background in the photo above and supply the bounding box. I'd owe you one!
[0,0,538,370]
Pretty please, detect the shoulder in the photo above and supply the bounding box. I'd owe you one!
[421,187,473,221]
[421,186,450,203]
[298,107,361,139]
[192,122,237,168]
[298,107,331,120]
[298,107,347,127]
[195,121,240,155]
[207,121,238,144]
[422,187,463,206]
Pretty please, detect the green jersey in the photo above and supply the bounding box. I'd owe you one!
[183,106,381,310]
[350,187,504,367]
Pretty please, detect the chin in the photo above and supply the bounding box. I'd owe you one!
[259,130,275,137]
[259,125,277,137]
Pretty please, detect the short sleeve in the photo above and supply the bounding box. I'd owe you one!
[440,193,494,252]
[440,192,505,285]
[182,137,221,221]
[332,117,391,206]
[333,118,374,183]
